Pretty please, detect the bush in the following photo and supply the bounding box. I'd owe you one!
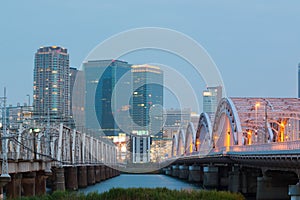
[13,188,245,200]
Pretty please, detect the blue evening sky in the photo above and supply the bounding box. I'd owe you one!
[0,1,299,107]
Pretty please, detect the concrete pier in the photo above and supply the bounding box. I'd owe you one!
[35,171,48,195]
[171,165,179,177]
[100,166,106,180]
[203,166,219,189]
[65,167,78,190]
[178,165,189,179]
[78,166,87,188]
[87,166,96,185]
[95,166,101,183]
[256,175,289,200]
[6,174,22,198]
[228,167,240,193]
[22,172,36,196]
[289,183,300,200]
[54,168,65,191]
[188,165,202,182]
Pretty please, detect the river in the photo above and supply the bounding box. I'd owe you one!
[79,174,200,194]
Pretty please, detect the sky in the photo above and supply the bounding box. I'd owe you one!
[0,0,299,107]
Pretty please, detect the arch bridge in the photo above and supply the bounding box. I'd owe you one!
[168,97,300,199]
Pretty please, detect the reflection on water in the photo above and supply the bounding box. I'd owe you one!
[79,174,200,194]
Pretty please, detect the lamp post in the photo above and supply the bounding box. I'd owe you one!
[263,100,273,143]
[255,102,260,136]
[264,103,268,143]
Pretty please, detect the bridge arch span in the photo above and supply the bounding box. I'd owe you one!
[185,122,196,154]
[171,133,178,157]
[195,112,213,154]
[177,128,186,156]
[213,98,243,149]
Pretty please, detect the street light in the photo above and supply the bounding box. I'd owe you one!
[255,102,260,134]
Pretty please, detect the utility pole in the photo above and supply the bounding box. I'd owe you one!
[0,88,11,198]
[45,108,51,173]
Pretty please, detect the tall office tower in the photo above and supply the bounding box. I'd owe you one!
[130,64,163,163]
[69,67,85,128]
[202,86,222,123]
[33,46,70,121]
[83,60,131,136]
[70,67,78,114]
[298,63,300,98]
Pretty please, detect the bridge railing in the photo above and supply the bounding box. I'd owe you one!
[0,123,118,167]
[228,140,300,154]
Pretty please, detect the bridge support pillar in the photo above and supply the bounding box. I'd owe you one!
[95,166,101,183]
[35,171,48,196]
[54,168,65,191]
[112,168,117,177]
[78,166,87,188]
[240,168,260,195]
[178,165,189,179]
[228,166,240,193]
[164,167,172,176]
[65,167,78,190]
[110,168,114,178]
[87,166,96,185]
[289,182,300,200]
[100,166,106,180]
[219,166,229,190]
[188,165,202,183]
[256,175,289,200]
[203,166,219,189]
[6,173,22,199]
[105,166,111,179]
[171,165,179,177]
[22,172,36,197]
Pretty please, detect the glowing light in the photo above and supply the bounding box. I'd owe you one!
[203,91,212,96]
[255,102,260,108]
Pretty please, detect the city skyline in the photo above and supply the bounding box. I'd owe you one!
[0,1,299,106]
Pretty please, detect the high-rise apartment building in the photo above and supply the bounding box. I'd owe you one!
[33,46,70,121]
[202,86,222,123]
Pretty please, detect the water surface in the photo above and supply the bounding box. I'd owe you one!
[80,174,200,194]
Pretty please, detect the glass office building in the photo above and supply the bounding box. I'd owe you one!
[83,60,131,136]
[130,64,164,163]
[202,86,222,123]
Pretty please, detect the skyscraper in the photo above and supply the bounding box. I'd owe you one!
[69,67,85,128]
[130,64,164,163]
[202,86,222,123]
[130,64,164,136]
[33,46,70,121]
[83,59,131,136]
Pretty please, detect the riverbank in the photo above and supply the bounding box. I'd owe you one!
[16,188,245,200]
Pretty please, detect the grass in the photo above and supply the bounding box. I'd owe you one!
[14,188,245,200]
